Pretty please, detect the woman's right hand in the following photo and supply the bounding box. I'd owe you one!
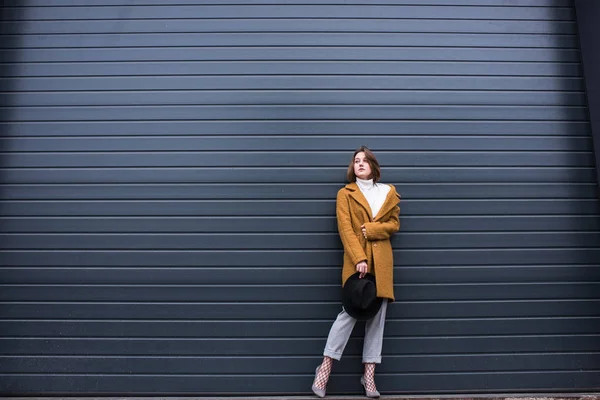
[356,261,368,279]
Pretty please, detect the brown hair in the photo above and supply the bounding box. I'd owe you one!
[346,146,381,183]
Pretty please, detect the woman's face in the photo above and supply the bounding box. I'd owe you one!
[353,151,372,180]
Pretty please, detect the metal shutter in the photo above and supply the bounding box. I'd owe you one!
[1,0,599,395]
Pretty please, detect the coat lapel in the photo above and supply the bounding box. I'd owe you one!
[345,182,401,222]
[374,189,400,222]
[345,183,373,220]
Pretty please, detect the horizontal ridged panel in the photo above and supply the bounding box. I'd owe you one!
[9,216,600,237]
[2,215,600,233]
[7,91,588,106]
[1,336,599,356]
[2,0,600,396]
[2,152,596,167]
[2,265,600,284]
[3,63,586,78]
[2,232,600,250]
[6,49,584,63]
[2,106,591,121]
[2,199,599,215]
[1,20,579,34]
[1,168,598,184]
[2,123,592,137]
[2,283,600,301]
[3,249,600,267]
[4,318,600,336]
[4,34,581,50]
[2,5,577,20]
[2,137,594,149]
[1,183,597,200]
[3,62,585,78]
[0,373,597,395]
[1,0,577,6]
[3,300,599,319]
[4,76,586,91]
[1,354,598,373]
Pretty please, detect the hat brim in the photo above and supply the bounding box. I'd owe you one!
[342,272,383,320]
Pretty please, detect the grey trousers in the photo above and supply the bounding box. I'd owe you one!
[323,299,388,364]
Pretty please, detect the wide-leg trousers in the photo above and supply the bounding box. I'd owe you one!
[322,299,388,364]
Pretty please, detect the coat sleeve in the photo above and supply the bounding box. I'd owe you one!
[336,189,368,266]
[363,204,400,240]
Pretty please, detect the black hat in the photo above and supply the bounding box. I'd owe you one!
[342,272,383,320]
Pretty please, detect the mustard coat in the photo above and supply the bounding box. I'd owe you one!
[336,182,401,301]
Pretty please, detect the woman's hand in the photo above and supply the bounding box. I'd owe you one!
[361,224,367,238]
[356,261,368,279]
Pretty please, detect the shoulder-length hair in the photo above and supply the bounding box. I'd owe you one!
[346,146,381,183]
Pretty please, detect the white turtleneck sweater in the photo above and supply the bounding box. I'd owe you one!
[355,178,391,219]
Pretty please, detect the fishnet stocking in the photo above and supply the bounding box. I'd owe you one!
[363,363,377,393]
[313,356,333,390]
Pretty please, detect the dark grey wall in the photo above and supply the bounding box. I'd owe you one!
[574,0,600,192]
[1,0,600,396]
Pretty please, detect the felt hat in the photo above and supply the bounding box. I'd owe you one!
[342,272,383,320]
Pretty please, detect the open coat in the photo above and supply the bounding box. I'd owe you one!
[336,182,401,301]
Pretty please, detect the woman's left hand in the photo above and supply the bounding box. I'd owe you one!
[361,224,367,238]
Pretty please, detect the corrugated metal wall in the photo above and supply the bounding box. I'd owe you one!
[1,0,600,395]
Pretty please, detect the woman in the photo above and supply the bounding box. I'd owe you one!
[312,146,401,398]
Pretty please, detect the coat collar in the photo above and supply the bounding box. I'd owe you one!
[344,182,400,221]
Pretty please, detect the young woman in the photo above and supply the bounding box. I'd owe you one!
[312,146,401,398]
